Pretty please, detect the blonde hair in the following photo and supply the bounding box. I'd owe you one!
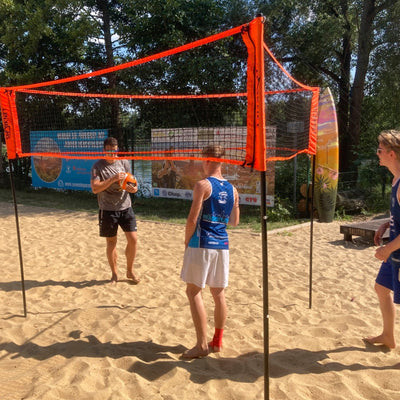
[378,130,400,158]
[201,144,225,159]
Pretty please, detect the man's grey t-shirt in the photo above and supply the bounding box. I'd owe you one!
[91,159,132,211]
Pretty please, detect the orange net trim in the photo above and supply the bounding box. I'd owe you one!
[25,151,246,166]
[15,88,247,99]
[263,42,319,157]
[8,24,247,91]
[266,148,312,162]
[16,87,311,99]
[263,42,316,91]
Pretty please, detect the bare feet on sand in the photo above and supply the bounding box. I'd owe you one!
[364,334,396,349]
[110,272,140,284]
[182,346,209,359]
[127,271,141,284]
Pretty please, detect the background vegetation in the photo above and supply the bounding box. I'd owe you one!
[0,0,399,220]
[0,184,301,232]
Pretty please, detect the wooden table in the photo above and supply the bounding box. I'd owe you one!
[340,218,390,242]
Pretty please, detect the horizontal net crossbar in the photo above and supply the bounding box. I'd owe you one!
[15,88,248,100]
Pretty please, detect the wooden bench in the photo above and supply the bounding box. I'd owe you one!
[340,218,390,243]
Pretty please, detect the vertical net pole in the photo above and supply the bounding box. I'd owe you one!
[309,154,316,309]
[1,89,27,316]
[243,14,269,399]
[9,159,27,317]
[293,156,298,217]
[260,170,269,400]
[244,15,269,399]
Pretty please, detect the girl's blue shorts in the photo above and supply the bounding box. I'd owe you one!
[376,259,400,304]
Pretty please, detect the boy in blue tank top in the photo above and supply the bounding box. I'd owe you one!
[365,129,400,349]
[181,145,240,358]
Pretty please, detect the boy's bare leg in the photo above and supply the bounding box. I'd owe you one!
[209,287,227,352]
[183,283,209,358]
[106,236,118,283]
[364,283,396,348]
[125,231,140,283]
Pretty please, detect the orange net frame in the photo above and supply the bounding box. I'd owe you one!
[0,17,318,172]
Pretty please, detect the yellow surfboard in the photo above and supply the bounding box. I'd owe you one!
[314,88,339,222]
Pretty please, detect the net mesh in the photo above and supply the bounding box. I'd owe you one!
[0,17,318,171]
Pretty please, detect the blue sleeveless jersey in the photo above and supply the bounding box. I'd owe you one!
[188,177,234,249]
[390,177,400,262]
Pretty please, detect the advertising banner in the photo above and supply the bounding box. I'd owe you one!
[151,127,276,206]
[31,129,107,191]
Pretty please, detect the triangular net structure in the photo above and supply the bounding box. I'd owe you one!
[0,17,319,171]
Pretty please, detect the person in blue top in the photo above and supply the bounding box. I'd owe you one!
[181,144,240,358]
[365,129,400,349]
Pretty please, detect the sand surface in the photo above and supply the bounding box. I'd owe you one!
[0,202,399,399]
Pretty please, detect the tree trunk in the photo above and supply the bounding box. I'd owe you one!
[337,0,352,174]
[96,0,122,144]
[346,0,397,174]
[347,0,376,173]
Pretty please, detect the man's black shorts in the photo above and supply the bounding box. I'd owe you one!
[99,208,137,237]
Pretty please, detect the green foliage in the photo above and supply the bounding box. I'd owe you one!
[267,199,292,222]
[256,0,400,175]
[0,0,257,148]
[277,231,293,237]
[257,0,349,87]
[274,154,311,201]
[357,158,390,191]
[334,207,353,221]
[360,1,400,159]
[0,0,95,85]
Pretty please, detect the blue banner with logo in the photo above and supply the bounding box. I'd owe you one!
[31,129,107,191]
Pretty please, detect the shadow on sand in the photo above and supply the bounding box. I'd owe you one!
[1,334,399,384]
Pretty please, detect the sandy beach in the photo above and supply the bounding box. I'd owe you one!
[0,201,399,399]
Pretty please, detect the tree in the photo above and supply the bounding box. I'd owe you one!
[103,0,254,143]
[361,1,400,154]
[347,0,399,173]
[0,0,95,85]
[87,0,123,144]
[257,0,400,175]
[0,0,97,178]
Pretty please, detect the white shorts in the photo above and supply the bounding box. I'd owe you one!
[181,247,229,288]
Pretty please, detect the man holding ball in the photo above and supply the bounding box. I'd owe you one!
[91,137,140,284]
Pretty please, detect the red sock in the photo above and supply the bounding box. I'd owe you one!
[211,328,224,348]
